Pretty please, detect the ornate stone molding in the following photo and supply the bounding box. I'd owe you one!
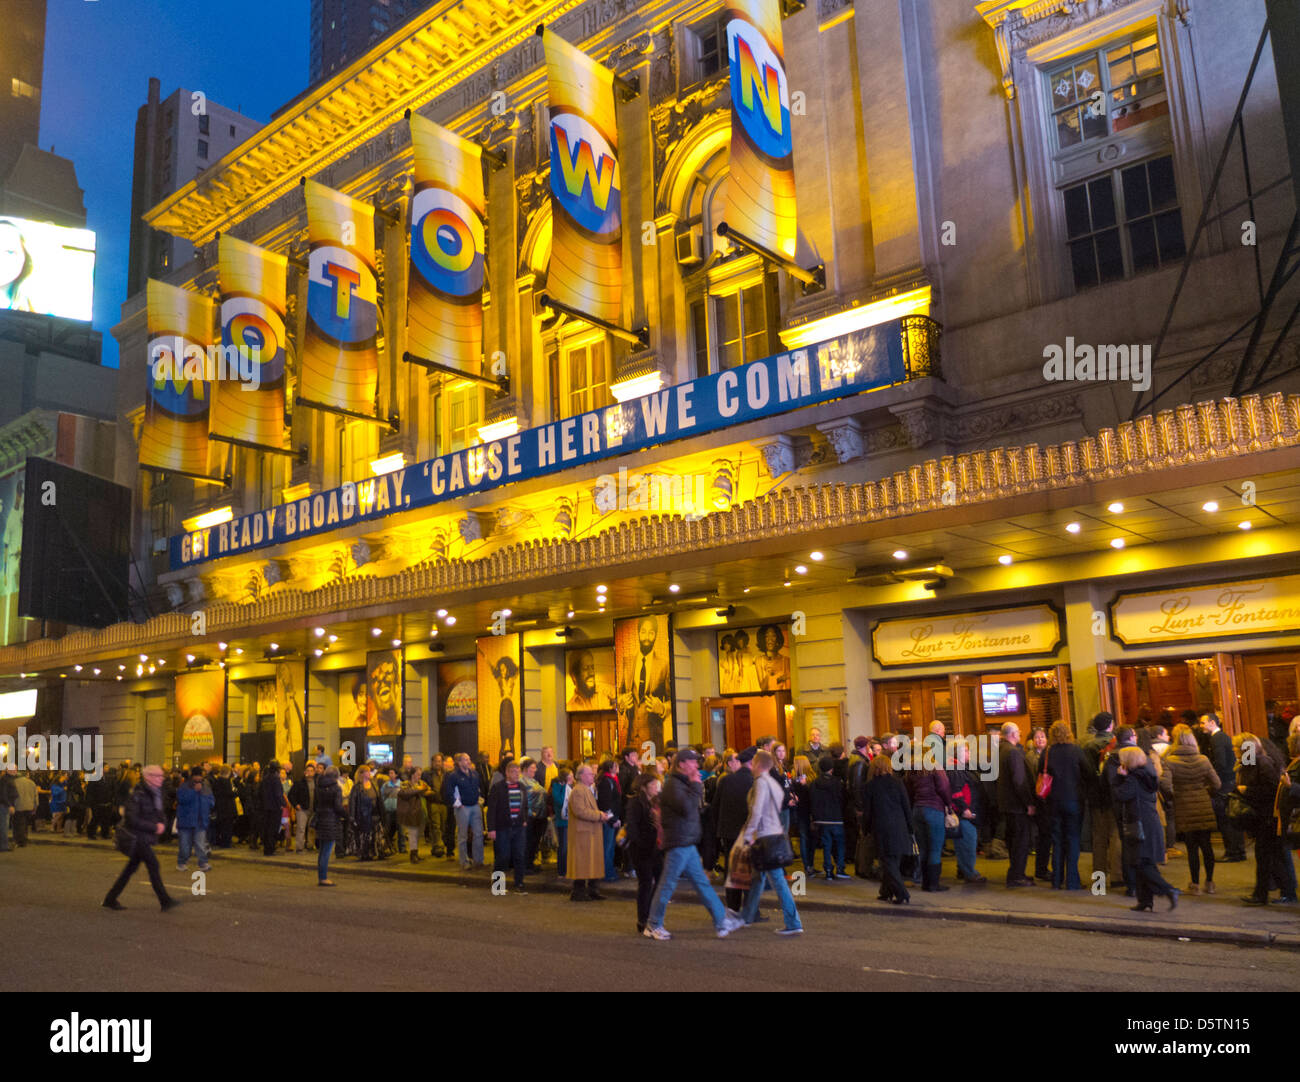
[948,390,1083,444]
[815,417,865,463]
[753,434,797,478]
[459,512,494,543]
[888,403,948,451]
[5,392,1298,671]
[649,76,729,192]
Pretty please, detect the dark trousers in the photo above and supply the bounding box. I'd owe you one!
[1253,823,1297,899]
[493,821,527,886]
[632,848,664,929]
[818,823,845,876]
[105,840,170,905]
[1049,800,1083,889]
[263,810,280,855]
[214,815,234,847]
[879,853,909,901]
[1213,794,1246,858]
[526,816,545,867]
[720,834,744,910]
[12,810,29,846]
[555,823,567,876]
[1032,803,1052,880]
[1004,811,1031,882]
[1184,828,1215,885]
[1133,856,1175,908]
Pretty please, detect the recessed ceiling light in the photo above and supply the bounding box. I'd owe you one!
[116,675,122,681]
[743,587,751,594]
[1238,520,1252,530]
[371,627,381,636]
[436,609,447,618]
[598,607,605,613]
[1107,501,1124,514]
[392,639,402,647]
[148,665,155,674]
[783,581,792,587]
[567,610,575,619]
[810,551,824,561]
[893,550,908,560]
[218,661,225,669]
[186,654,195,663]
[795,565,807,574]
[118,665,125,671]
[327,634,337,643]
[1066,522,1081,534]
[157,659,165,666]
[596,584,607,592]
[1110,538,1125,549]
[92,668,100,676]
[429,627,438,638]
[136,665,143,676]
[445,616,456,626]
[998,554,1013,565]
[139,654,148,662]
[217,641,228,651]
[501,609,512,617]
[74,665,82,672]
[233,647,243,655]
[314,627,325,637]
[669,584,680,593]
[1202,501,1219,513]
[60,672,66,678]
[269,643,278,651]
[314,649,323,657]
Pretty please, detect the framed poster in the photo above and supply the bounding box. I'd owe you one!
[718,622,791,694]
[565,646,616,711]
[365,648,403,736]
[437,659,477,723]
[274,660,306,766]
[255,680,275,716]
[614,613,673,749]
[174,669,225,767]
[477,633,521,765]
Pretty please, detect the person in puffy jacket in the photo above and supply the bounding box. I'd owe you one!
[102,765,178,912]
[1162,724,1220,894]
[175,767,215,872]
[396,768,430,863]
[313,767,345,886]
[625,769,664,935]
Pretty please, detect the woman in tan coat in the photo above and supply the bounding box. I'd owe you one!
[1162,724,1221,893]
[568,764,611,901]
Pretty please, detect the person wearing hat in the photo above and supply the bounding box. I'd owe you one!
[716,746,756,911]
[175,765,214,873]
[643,749,745,940]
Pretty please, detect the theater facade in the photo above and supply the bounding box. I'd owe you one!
[2,0,1298,770]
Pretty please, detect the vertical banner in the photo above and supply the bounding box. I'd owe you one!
[407,114,485,375]
[142,279,216,477]
[542,29,623,325]
[477,633,521,766]
[212,235,288,449]
[723,0,797,260]
[0,470,24,646]
[614,614,673,750]
[301,179,379,414]
[365,648,403,737]
[174,669,225,767]
[273,660,306,766]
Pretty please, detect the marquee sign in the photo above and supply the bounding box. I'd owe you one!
[169,322,905,569]
[872,604,1064,667]
[1110,575,1300,646]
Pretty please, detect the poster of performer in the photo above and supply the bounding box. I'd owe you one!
[614,614,673,749]
[365,649,403,736]
[274,660,306,766]
[437,659,478,724]
[565,647,615,712]
[476,634,521,767]
[718,622,791,694]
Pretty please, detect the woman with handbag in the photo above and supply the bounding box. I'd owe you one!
[862,754,912,904]
[904,738,956,892]
[1043,720,1091,890]
[1235,732,1298,906]
[1113,746,1178,911]
[737,750,802,934]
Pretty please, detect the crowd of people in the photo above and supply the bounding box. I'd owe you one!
[5,703,1298,932]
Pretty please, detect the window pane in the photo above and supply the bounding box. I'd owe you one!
[741,284,766,362]
[1070,238,1099,290]
[1081,99,1107,141]
[1096,229,1125,283]
[1089,177,1116,229]
[690,300,709,378]
[1107,44,1137,87]
[1129,217,1158,274]
[716,295,742,370]
[1148,155,1178,210]
[1155,210,1186,263]
[1123,162,1151,218]
[1064,184,1091,238]
[1056,107,1082,149]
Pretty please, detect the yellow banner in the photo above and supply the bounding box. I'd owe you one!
[543,29,622,325]
[871,605,1063,667]
[723,0,797,260]
[1111,576,1300,646]
[211,235,288,449]
[143,279,216,477]
[407,114,485,377]
[301,180,379,414]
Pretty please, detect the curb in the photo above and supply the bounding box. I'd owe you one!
[29,834,1298,950]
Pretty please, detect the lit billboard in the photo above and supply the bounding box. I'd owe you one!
[0,216,96,321]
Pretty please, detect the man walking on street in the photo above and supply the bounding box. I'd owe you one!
[261,760,285,856]
[644,749,745,941]
[102,764,179,912]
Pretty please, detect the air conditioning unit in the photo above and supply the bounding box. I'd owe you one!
[675,224,704,265]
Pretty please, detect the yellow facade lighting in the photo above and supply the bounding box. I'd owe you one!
[182,506,233,532]
[779,287,932,350]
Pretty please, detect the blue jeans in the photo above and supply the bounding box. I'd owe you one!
[1050,799,1082,889]
[555,822,567,877]
[648,845,728,931]
[602,822,618,880]
[740,865,802,930]
[818,823,844,874]
[177,827,211,868]
[913,806,945,866]
[317,839,335,881]
[954,818,978,878]
[454,804,484,866]
[798,819,815,871]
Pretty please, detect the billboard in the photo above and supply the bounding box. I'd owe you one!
[717,622,791,694]
[565,646,615,712]
[614,614,673,749]
[174,669,225,767]
[476,633,521,765]
[0,470,25,646]
[437,658,477,724]
[0,216,96,321]
[143,279,217,478]
[365,648,403,737]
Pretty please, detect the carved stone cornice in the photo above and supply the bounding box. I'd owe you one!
[753,434,797,478]
[948,391,1083,444]
[649,75,729,194]
[815,417,865,463]
[5,391,1298,672]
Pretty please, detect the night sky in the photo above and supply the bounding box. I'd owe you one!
[39,0,309,368]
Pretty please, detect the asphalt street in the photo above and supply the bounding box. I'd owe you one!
[4,845,1299,993]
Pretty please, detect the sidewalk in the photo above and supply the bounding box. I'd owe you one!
[27,831,1300,949]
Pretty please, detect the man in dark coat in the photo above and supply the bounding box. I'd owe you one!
[486,760,529,894]
[715,749,755,911]
[102,764,178,911]
[863,757,913,903]
[1081,712,1119,885]
[997,722,1036,886]
[1101,727,1139,894]
[261,760,285,856]
[1198,713,1246,861]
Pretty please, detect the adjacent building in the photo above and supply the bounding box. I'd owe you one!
[1,0,1297,772]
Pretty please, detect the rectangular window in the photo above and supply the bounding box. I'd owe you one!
[229,124,236,137]
[338,419,378,484]
[690,300,709,379]
[197,139,208,159]
[708,277,775,373]
[446,384,481,452]
[198,114,209,135]
[698,22,723,79]
[565,340,609,417]
[1048,32,1168,153]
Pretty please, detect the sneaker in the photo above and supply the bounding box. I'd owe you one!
[198,865,211,872]
[717,913,745,938]
[101,899,125,911]
[644,925,671,940]
[1205,881,1216,895]
[775,926,804,935]
[511,886,528,895]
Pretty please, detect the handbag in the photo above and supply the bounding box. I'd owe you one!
[1226,793,1259,831]
[1119,807,1144,844]
[943,809,960,838]
[1035,748,1053,799]
[751,831,795,871]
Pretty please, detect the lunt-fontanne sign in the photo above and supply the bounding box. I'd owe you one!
[169,324,906,570]
[1110,575,1300,646]
[871,604,1063,667]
